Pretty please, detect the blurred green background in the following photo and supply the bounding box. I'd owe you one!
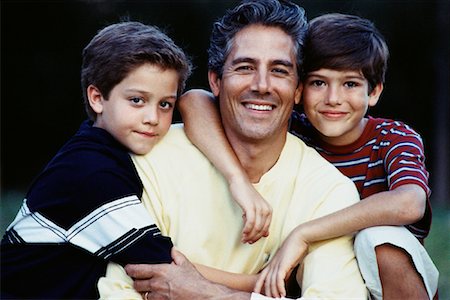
[1,0,449,297]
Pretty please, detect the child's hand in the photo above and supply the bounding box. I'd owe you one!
[228,175,272,244]
[253,230,308,297]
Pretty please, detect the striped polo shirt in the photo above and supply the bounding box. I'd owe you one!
[290,112,432,241]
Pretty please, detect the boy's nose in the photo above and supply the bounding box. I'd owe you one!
[325,86,342,106]
[143,107,159,126]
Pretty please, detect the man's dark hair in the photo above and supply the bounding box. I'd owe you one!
[208,0,308,77]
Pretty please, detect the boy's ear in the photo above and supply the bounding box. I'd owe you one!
[294,82,303,105]
[208,70,221,97]
[87,85,104,114]
[368,83,383,107]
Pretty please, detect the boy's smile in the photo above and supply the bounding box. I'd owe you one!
[302,68,382,146]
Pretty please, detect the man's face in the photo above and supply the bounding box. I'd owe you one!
[209,24,302,144]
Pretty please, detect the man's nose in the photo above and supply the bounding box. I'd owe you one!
[251,69,271,94]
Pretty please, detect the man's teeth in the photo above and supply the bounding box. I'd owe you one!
[245,103,273,111]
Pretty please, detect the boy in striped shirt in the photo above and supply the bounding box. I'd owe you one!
[177,13,438,300]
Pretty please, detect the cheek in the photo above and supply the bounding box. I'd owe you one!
[301,93,315,111]
[351,95,371,112]
[159,114,173,134]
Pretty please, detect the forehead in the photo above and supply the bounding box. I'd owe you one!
[227,24,296,66]
[307,68,367,80]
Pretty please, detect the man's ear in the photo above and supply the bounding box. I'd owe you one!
[208,70,221,97]
[294,82,303,105]
[87,85,104,114]
[368,83,383,107]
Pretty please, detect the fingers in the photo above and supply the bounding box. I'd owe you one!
[277,273,287,298]
[266,266,285,298]
[242,205,272,244]
[125,264,161,279]
[170,247,187,265]
[269,265,286,298]
[133,278,156,293]
[254,269,268,294]
[262,209,272,237]
[241,211,254,239]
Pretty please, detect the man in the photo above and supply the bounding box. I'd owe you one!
[99,1,367,298]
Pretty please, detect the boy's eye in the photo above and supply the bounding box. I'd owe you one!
[130,97,144,105]
[160,101,174,109]
[310,80,325,87]
[344,81,359,88]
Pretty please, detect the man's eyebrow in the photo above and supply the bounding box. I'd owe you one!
[231,57,294,68]
[272,59,294,68]
[231,57,256,65]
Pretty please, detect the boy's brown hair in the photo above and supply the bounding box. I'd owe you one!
[81,21,192,120]
[302,13,389,93]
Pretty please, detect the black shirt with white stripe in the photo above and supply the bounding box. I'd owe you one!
[1,120,173,299]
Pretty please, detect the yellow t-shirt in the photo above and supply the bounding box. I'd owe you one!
[98,124,367,299]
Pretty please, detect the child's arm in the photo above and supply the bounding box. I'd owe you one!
[194,263,258,292]
[178,89,272,244]
[254,183,426,297]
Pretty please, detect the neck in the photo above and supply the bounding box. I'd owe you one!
[228,132,287,183]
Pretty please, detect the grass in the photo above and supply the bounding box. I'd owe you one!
[1,190,449,297]
[425,207,450,299]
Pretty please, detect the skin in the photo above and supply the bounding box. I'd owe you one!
[204,24,302,244]
[254,68,428,297]
[126,24,303,296]
[126,248,251,300]
[209,24,302,183]
[89,63,179,155]
[302,68,382,146]
[176,68,429,297]
[180,89,273,244]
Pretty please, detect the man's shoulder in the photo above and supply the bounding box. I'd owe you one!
[284,133,360,210]
[165,123,190,141]
[285,133,348,178]
[135,123,192,156]
[286,132,329,162]
[133,123,208,167]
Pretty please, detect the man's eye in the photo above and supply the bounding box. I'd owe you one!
[272,68,289,75]
[235,65,253,71]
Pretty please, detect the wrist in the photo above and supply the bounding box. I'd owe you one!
[201,280,251,300]
[292,224,311,245]
[227,171,251,188]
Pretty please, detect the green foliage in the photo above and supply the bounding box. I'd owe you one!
[425,207,450,299]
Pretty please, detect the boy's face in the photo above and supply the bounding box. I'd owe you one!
[302,68,382,146]
[89,63,178,155]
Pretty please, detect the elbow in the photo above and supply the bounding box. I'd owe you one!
[402,201,425,224]
[396,186,426,224]
[179,89,214,110]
